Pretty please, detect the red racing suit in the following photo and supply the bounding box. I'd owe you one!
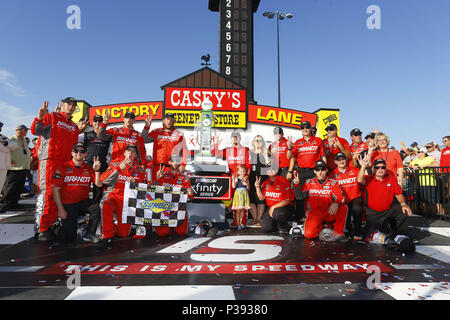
[31,112,79,232]
[98,124,147,165]
[154,171,194,237]
[290,137,325,169]
[268,138,290,170]
[100,161,145,239]
[213,145,251,176]
[143,126,188,181]
[328,167,362,203]
[296,178,347,239]
[322,137,351,170]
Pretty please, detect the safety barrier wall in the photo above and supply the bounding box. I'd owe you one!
[403,166,450,216]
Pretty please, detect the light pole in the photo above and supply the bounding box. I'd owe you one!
[263,11,293,108]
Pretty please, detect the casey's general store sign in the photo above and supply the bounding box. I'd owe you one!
[90,94,319,129]
[164,87,247,128]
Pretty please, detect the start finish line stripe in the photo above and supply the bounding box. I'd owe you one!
[41,261,392,275]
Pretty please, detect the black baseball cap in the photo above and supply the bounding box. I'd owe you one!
[163,112,175,119]
[410,142,418,147]
[125,145,138,152]
[350,128,362,136]
[334,152,347,161]
[93,114,103,122]
[72,142,86,151]
[273,127,284,135]
[314,160,327,170]
[62,97,77,104]
[300,121,311,128]
[365,133,376,140]
[325,123,338,131]
[124,112,136,119]
[373,159,386,166]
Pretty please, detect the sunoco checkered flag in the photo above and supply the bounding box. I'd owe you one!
[122,182,188,227]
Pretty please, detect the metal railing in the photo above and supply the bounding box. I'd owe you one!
[403,166,450,217]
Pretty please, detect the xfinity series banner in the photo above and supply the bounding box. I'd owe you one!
[190,176,231,200]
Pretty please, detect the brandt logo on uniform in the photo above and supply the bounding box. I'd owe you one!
[57,121,76,132]
[64,176,91,183]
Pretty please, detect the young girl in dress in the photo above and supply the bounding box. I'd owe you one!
[231,165,251,230]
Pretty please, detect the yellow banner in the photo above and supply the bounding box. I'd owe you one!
[314,109,341,140]
[71,101,90,123]
[167,110,246,128]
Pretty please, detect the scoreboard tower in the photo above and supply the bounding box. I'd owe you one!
[209,0,261,104]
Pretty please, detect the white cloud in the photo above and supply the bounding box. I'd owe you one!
[0,101,36,138]
[0,69,26,97]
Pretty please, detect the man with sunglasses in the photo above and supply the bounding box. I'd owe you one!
[322,123,351,171]
[357,155,413,245]
[52,143,102,244]
[424,141,441,164]
[294,160,348,241]
[287,121,326,222]
[83,114,112,203]
[31,98,89,241]
[0,125,30,213]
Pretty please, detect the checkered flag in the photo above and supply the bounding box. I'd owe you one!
[122,182,188,227]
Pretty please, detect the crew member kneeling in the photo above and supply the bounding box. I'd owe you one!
[154,155,194,237]
[294,160,347,242]
[99,145,145,246]
[255,167,294,234]
[357,154,413,244]
[52,143,102,244]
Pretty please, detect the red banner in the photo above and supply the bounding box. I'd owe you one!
[248,105,317,129]
[165,87,246,111]
[89,102,163,124]
[42,261,392,275]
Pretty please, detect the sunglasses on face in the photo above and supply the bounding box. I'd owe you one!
[374,166,386,170]
[73,149,86,154]
[93,119,102,123]
[301,126,311,130]
[426,146,433,149]
[314,168,327,172]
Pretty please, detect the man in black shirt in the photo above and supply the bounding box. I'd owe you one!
[83,115,112,201]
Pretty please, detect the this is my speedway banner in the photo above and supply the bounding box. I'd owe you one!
[122,182,188,227]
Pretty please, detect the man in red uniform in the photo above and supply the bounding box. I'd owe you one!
[213,130,251,176]
[99,145,146,247]
[322,123,351,171]
[53,143,102,244]
[329,152,364,240]
[142,113,188,181]
[267,127,290,178]
[31,98,89,241]
[287,121,326,222]
[349,128,368,168]
[255,167,294,234]
[98,110,147,165]
[154,155,194,237]
[294,160,348,241]
[357,155,413,243]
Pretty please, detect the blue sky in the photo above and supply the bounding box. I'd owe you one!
[0,0,449,148]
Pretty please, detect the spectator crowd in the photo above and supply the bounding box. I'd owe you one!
[0,97,449,253]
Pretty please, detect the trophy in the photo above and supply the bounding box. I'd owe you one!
[194,96,217,164]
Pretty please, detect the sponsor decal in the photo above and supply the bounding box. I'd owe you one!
[190,175,231,200]
[248,105,317,129]
[140,196,175,213]
[64,176,91,183]
[57,121,76,132]
[165,87,246,111]
[166,110,246,128]
[89,102,163,124]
